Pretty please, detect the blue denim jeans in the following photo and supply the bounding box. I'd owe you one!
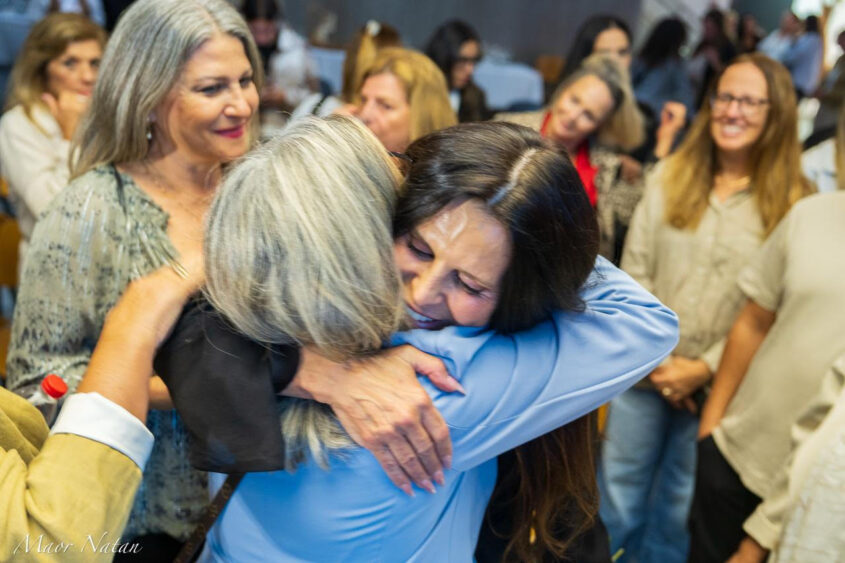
[597,386,698,563]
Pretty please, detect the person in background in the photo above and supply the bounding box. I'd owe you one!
[736,13,763,54]
[810,29,845,135]
[759,11,801,62]
[803,97,845,193]
[765,353,845,563]
[354,47,456,153]
[0,13,106,271]
[291,20,401,119]
[560,14,632,80]
[242,0,317,115]
[0,264,199,563]
[781,15,823,98]
[425,19,489,122]
[599,53,813,563]
[632,16,695,117]
[693,123,845,563]
[496,55,683,263]
[691,9,737,108]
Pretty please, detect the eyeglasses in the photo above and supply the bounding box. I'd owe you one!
[709,93,770,117]
[455,55,483,66]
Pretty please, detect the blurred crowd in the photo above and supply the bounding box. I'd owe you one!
[0,1,843,563]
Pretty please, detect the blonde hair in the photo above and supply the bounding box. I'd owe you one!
[549,54,644,151]
[340,21,401,103]
[837,104,845,191]
[359,47,457,143]
[663,53,814,236]
[71,0,263,178]
[5,13,107,119]
[204,116,404,468]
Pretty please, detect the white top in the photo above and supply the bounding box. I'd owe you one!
[0,104,72,245]
[802,138,838,194]
[50,392,154,469]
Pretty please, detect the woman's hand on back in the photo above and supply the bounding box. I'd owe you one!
[285,345,464,496]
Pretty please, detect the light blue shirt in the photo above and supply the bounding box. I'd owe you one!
[782,32,823,94]
[199,257,679,562]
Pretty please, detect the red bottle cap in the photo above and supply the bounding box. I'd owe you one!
[41,374,68,399]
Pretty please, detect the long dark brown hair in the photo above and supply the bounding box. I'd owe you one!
[397,122,601,560]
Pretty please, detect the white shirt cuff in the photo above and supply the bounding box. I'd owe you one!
[50,392,154,469]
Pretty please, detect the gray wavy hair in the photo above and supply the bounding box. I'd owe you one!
[204,116,406,468]
[71,0,263,177]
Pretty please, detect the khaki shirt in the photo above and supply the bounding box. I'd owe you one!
[0,388,142,562]
[713,192,845,500]
[622,177,764,373]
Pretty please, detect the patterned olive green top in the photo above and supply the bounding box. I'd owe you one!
[6,165,207,541]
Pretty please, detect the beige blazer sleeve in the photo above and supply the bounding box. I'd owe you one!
[0,389,143,562]
[743,355,845,549]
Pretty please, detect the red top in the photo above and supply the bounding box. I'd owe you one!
[41,374,68,399]
[540,112,598,207]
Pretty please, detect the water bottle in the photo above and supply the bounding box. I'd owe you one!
[29,374,69,425]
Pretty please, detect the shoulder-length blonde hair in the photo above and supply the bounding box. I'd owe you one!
[548,54,644,151]
[358,47,457,143]
[204,116,404,468]
[663,53,814,236]
[340,21,401,103]
[5,13,107,118]
[71,0,263,178]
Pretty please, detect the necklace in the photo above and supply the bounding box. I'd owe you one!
[714,174,751,191]
[139,162,217,222]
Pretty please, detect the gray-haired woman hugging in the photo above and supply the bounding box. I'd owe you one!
[150,115,679,562]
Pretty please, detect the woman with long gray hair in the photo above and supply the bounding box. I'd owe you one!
[173,116,679,561]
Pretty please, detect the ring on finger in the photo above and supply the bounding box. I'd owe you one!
[661,387,672,397]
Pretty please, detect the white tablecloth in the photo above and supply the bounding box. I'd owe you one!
[308,47,545,112]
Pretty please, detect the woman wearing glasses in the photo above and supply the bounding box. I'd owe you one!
[424,20,488,122]
[598,53,813,563]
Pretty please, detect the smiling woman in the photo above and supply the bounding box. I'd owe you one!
[0,13,106,262]
[5,0,264,558]
[598,53,814,562]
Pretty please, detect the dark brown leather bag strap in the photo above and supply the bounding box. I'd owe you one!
[173,473,245,563]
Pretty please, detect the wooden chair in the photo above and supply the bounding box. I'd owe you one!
[0,177,20,382]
